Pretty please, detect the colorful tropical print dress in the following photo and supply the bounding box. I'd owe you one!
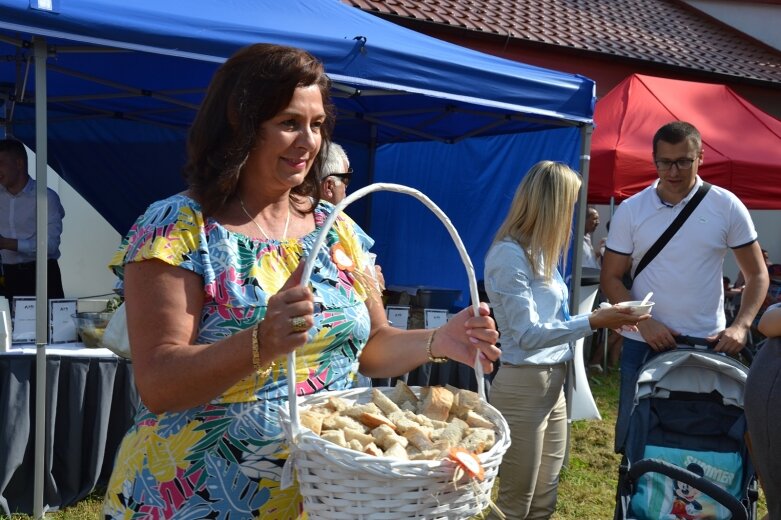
[103,194,374,519]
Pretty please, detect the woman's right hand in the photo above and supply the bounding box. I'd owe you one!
[257,263,314,361]
[588,305,650,331]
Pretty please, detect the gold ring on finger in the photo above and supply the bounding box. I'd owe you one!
[290,316,308,332]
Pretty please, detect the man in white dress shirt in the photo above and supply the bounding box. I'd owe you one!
[0,138,65,300]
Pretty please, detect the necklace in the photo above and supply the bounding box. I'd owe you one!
[239,197,290,240]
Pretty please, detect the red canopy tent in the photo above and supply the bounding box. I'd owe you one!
[589,74,781,209]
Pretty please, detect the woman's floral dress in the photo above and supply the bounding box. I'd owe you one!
[103,194,374,519]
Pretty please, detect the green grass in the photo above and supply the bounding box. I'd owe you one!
[6,370,766,519]
[554,370,632,518]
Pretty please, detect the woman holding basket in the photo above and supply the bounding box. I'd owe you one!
[483,161,648,519]
[103,43,499,519]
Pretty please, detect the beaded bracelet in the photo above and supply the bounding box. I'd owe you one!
[252,324,273,379]
[426,328,448,363]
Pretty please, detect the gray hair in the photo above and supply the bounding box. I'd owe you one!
[319,142,349,180]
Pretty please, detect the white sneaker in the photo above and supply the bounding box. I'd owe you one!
[588,364,604,374]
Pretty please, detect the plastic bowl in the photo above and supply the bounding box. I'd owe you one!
[616,300,655,316]
[72,312,114,348]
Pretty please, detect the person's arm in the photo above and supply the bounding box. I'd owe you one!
[46,189,64,257]
[487,243,593,351]
[600,250,677,350]
[717,241,769,353]
[486,244,645,352]
[599,250,632,305]
[0,236,17,251]
[0,190,63,255]
[357,286,500,378]
[126,260,314,413]
[759,305,781,337]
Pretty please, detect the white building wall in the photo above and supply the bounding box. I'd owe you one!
[57,178,121,299]
[684,0,781,51]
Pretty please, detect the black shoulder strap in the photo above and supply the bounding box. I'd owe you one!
[633,182,712,281]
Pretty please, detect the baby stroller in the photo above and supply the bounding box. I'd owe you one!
[614,338,759,519]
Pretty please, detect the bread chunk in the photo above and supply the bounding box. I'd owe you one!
[372,388,403,415]
[363,442,383,457]
[459,427,496,454]
[359,412,397,430]
[344,428,375,447]
[403,425,435,451]
[308,385,497,461]
[343,402,383,419]
[452,389,481,418]
[465,410,494,429]
[371,424,409,450]
[390,380,419,406]
[323,414,365,433]
[300,410,325,435]
[432,417,468,449]
[383,442,409,460]
[418,387,454,421]
[326,396,351,412]
[321,430,347,448]
[387,411,420,433]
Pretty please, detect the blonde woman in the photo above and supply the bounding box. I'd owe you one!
[484,161,648,519]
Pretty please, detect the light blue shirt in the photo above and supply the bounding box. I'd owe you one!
[484,239,593,366]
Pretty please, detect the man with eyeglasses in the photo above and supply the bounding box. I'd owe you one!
[318,142,352,205]
[600,121,768,452]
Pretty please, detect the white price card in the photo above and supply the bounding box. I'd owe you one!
[424,309,449,329]
[385,305,410,330]
[49,299,78,344]
[12,297,36,343]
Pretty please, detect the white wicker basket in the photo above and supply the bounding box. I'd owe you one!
[279,386,510,519]
[281,183,510,519]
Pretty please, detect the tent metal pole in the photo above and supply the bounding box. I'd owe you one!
[33,35,48,520]
[564,123,594,469]
[47,63,200,110]
[604,196,616,369]
[569,124,593,333]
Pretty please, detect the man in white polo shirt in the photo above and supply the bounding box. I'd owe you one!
[600,121,768,451]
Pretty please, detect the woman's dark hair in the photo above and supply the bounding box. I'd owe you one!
[184,43,334,216]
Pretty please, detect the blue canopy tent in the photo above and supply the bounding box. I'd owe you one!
[0,0,595,515]
[1,0,596,306]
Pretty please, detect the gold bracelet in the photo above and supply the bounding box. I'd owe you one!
[426,328,448,363]
[252,324,273,379]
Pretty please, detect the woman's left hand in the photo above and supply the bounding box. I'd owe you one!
[432,302,500,372]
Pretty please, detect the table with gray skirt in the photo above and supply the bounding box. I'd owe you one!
[0,345,139,516]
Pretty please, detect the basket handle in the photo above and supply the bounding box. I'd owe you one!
[287,183,484,439]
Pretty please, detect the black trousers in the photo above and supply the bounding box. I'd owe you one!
[1,259,65,300]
